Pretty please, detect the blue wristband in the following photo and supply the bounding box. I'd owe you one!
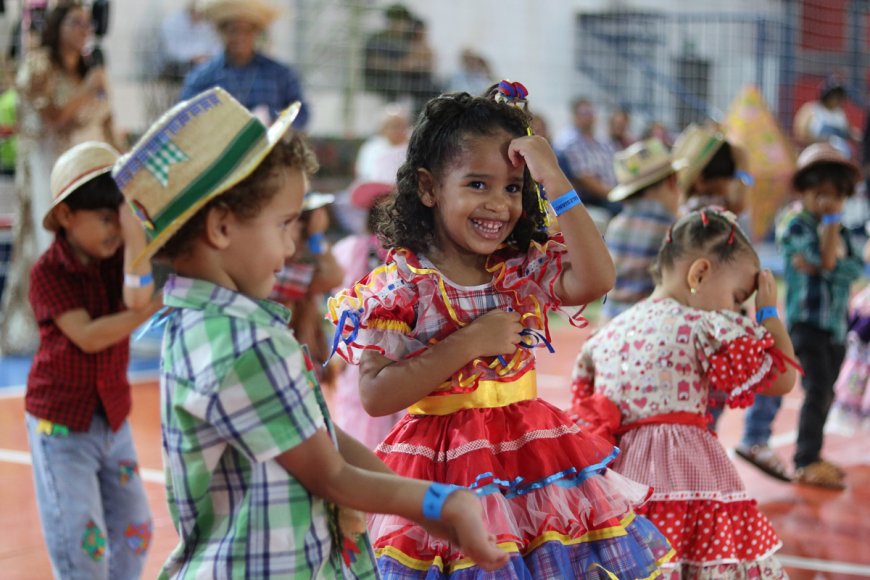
[734,170,755,187]
[307,232,325,255]
[821,213,843,226]
[550,189,582,216]
[124,271,153,288]
[756,306,778,324]
[422,483,462,521]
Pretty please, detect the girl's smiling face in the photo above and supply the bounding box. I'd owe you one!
[419,130,525,262]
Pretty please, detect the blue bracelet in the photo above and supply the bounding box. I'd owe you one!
[550,189,582,216]
[734,170,755,187]
[422,482,462,520]
[124,271,153,288]
[307,232,326,255]
[821,213,843,226]
[756,306,778,324]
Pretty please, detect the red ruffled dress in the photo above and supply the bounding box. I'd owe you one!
[571,298,798,579]
[327,237,673,579]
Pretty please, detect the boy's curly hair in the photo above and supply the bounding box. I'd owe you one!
[651,208,756,283]
[374,91,549,254]
[158,132,318,260]
[793,162,857,197]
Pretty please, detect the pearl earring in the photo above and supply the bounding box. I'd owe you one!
[690,287,697,295]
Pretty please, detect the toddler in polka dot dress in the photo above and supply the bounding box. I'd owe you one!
[571,208,801,578]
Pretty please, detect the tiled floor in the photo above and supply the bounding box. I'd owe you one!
[1,323,869,578]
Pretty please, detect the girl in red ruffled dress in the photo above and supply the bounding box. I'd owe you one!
[571,208,800,579]
[327,84,673,578]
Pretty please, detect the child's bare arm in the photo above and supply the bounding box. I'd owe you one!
[308,250,345,293]
[507,136,615,306]
[120,202,156,310]
[335,426,394,474]
[756,269,797,396]
[276,429,509,571]
[54,296,163,354]
[358,310,522,416]
[818,196,845,271]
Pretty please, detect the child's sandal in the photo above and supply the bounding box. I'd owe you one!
[794,461,846,490]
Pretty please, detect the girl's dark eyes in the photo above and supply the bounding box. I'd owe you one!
[468,181,486,190]
[506,184,522,194]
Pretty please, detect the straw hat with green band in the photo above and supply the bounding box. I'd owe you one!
[672,123,726,193]
[113,87,300,268]
[608,138,687,202]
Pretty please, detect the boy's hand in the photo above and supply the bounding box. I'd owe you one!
[507,135,572,195]
[816,195,845,217]
[755,269,778,310]
[461,310,522,359]
[307,206,330,236]
[436,490,509,571]
[791,254,818,275]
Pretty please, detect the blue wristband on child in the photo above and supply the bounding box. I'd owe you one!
[550,189,582,216]
[821,213,843,226]
[307,232,326,255]
[756,306,778,324]
[422,483,462,520]
[124,271,153,288]
[734,170,755,187]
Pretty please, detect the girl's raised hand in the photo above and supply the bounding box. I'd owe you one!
[462,309,523,358]
[755,269,778,311]
[507,135,572,195]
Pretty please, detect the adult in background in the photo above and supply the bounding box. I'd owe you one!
[180,0,309,130]
[793,77,859,158]
[1,0,120,355]
[554,97,621,218]
[159,0,222,82]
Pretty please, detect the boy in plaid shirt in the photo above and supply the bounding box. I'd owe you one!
[116,88,507,579]
[26,141,162,578]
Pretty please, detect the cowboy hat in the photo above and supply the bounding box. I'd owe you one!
[608,138,686,202]
[672,123,726,193]
[200,0,280,29]
[113,87,300,267]
[792,142,861,189]
[45,141,120,231]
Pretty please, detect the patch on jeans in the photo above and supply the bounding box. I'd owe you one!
[119,460,139,485]
[81,520,106,561]
[125,520,152,555]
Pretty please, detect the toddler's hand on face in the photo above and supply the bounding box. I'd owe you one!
[306,207,330,236]
[755,269,778,310]
[464,309,522,358]
[507,135,571,194]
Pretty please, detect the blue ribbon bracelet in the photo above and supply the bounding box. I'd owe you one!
[756,306,778,324]
[550,189,582,216]
[422,483,462,520]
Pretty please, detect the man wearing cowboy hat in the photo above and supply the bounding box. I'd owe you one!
[180,0,310,129]
[601,138,683,321]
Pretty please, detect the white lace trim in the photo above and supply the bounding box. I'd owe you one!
[376,424,582,462]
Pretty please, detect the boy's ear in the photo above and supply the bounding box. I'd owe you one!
[417,168,436,207]
[53,203,74,229]
[203,204,233,250]
[686,257,711,290]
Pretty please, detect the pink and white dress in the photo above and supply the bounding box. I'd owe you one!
[572,297,796,579]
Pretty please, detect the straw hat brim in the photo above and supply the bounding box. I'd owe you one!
[131,102,300,268]
[608,159,687,203]
[43,164,115,232]
[303,192,335,212]
[675,132,726,193]
[202,0,280,29]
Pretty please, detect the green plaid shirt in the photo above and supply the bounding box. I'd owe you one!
[159,275,377,579]
[778,207,863,343]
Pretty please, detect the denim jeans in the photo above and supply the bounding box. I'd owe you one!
[739,394,783,448]
[26,412,151,580]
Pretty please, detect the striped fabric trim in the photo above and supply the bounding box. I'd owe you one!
[376,424,582,462]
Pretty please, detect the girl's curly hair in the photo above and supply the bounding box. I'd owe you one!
[374,91,549,254]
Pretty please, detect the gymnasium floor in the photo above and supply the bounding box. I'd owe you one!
[0,321,868,579]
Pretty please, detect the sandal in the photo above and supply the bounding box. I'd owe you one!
[734,444,792,482]
[817,458,846,478]
[794,461,846,490]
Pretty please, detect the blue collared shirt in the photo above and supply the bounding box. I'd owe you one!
[180,52,310,130]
